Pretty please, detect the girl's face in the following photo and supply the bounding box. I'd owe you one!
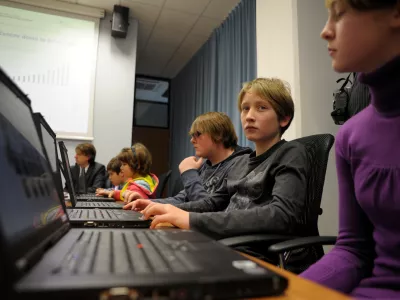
[120,163,134,179]
[321,0,400,73]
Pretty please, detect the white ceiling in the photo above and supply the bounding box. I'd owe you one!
[57,0,241,78]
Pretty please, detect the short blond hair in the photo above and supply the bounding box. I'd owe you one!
[238,78,294,136]
[189,112,238,149]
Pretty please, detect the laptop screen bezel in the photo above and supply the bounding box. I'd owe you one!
[0,68,70,283]
[33,112,64,202]
[58,141,77,207]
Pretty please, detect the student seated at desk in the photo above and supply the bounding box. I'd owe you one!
[110,143,159,202]
[123,111,251,205]
[300,0,400,299]
[69,143,106,193]
[96,157,124,197]
[126,78,311,263]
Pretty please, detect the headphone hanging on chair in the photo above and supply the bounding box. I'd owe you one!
[331,72,356,125]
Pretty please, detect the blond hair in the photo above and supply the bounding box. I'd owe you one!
[189,112,238,149]
[238,78,294,136]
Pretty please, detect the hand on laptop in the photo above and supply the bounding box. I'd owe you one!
[122,190,142,203]
[179,156,204,174]
[95,188,110,196]
[123,199,152,211]
[141,203,189,229]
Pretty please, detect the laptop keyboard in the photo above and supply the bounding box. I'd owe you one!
[76,194,105,200]
[77,202,122,208]
[52,230,202,275]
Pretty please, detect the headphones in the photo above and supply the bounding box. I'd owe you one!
[331,72,356,125]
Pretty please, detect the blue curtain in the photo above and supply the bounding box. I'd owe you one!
[168,0,256,194]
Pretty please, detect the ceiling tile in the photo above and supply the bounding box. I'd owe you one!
[145,43,177,61]
[157,9,198,32]
[190,16,221,37]
[202,0,240,19]
[148,25,187,47]
[137,23,153,51]
[164,0,210,15]
[76,0,118,12]
[121,0,162,27]
[57,0,77,3]
[180,34,207,53]
[123,0,165,8]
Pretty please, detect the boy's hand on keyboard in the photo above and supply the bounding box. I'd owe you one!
[123,199,152,211]
[141,204,189,230]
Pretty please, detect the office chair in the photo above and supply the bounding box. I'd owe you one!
[168,175,184,197]
[156,170,172,198]
[219,134,335,273]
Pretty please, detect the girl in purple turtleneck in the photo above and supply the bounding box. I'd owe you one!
[300,0,400,299]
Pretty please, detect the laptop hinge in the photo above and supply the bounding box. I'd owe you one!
[15,223,70,273]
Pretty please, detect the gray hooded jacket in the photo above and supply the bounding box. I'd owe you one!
[153,146,252,205]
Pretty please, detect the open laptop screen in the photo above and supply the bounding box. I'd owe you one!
[0,73,67,245]
[40,123,58,173]
[58,141,77,205]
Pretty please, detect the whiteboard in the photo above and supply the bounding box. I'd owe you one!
[0,2,99,140]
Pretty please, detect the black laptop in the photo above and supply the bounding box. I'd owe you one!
[57,140,149,227]
[0,67,288,299]
[33,116,124,210]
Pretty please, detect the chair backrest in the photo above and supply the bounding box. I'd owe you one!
[156,170,172,198]
[293,134,335,235]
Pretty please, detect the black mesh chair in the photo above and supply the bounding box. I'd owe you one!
[168,175,184,197]
[219,134,336,273]
[156,170,172,198]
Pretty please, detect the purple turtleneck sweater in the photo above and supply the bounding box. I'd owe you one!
[301,55,400,299]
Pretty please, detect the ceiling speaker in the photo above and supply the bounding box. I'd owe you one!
[111,5,129,38]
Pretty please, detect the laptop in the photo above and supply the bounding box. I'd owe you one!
[34,114,124,211]
[0,67,288,299]
[57,140,149,227]
[33,112,64,203]
[58,141,116,203]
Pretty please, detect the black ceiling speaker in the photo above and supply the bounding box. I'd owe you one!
[111,5,129,38]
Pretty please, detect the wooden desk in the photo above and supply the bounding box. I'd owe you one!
[243,254,351,300]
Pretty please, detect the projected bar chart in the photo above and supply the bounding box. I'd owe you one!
[10,64,70,86]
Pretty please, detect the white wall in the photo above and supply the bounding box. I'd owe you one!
[295,0,342,247]
[256,0,343,248]
[60,14,138,167]
[256,0,301,141]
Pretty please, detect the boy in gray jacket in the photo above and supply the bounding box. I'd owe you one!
[135,78,309,248]
[123,112,251,205]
